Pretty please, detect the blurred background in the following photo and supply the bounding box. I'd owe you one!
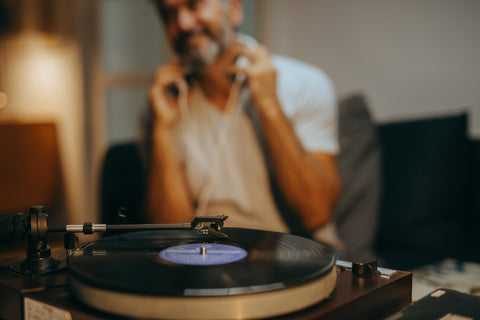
[0,0,479,229]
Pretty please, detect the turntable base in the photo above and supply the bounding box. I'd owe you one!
[0,211,412,319]
[1,253,411,320]
[71,267,336,320]
[0,227,412,320]
[67,229,338,320]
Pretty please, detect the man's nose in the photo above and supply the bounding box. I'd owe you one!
[177,8,196,32]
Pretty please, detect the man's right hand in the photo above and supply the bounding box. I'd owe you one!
[149,61,189,129]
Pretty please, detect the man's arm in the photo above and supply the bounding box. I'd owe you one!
[259,102,340,230]
[146,125,194,223]
[145,62,195,223]
[238,45,341,230]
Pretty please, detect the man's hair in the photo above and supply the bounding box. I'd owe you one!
[151,0,167,22]
[151,0,232,22]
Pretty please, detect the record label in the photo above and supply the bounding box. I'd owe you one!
[159,243,247,266]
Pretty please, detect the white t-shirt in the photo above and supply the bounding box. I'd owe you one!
[272,56,338,154]
[173,55,341,243]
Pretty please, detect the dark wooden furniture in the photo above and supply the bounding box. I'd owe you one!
[1,248,411,320]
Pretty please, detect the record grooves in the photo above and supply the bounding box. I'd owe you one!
[69,228,337,319]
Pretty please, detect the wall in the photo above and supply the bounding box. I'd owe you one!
[257,0,480,136]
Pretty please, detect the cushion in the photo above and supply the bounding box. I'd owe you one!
[100,143,146,224]
[335,93,381,261]
[471,140,480,245]
[376,113,470,269]
[462,139,480,261]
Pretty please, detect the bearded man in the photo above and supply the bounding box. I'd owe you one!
[145,0,343,250]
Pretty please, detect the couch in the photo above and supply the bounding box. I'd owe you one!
[100,93,480,270]
[336,94,480,269]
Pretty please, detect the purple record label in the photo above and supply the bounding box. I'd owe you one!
[159,243,247,266]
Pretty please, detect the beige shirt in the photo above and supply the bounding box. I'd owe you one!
[169,54,344,251]
[175,86,289,233]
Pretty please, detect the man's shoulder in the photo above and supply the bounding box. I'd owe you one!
[271,55,334,98]
[272,55,329,79]
[272,55,316,69]
[272,55,333,91]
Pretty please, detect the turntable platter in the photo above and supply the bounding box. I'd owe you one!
[69,228,336,320]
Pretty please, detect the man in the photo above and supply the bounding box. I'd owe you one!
[146,0,342,247]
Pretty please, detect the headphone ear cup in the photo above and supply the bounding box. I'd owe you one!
[185,73,195,87]
[237,33,258,48]
[234,56,249,83]
[235,55,250,68]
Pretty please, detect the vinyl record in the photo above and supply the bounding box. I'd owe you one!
[69,228,336,320]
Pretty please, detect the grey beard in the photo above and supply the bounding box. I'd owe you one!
[181,40,222,75]
[181,23,236,75]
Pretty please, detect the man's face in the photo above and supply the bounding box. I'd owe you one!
[157,0,237,73]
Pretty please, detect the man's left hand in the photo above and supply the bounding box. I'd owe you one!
[231,44,281,115]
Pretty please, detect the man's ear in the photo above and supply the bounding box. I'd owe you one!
[228,0,244,28]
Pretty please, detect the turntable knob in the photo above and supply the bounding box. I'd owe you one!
[352,260,378,277]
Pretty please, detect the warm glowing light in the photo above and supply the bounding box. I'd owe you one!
[0,32,82,118]
[0,92,7,109]
[0,31,87,224]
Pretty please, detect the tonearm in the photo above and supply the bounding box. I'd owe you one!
[0,205,228,275]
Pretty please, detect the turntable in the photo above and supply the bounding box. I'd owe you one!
[0,206,412,319]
